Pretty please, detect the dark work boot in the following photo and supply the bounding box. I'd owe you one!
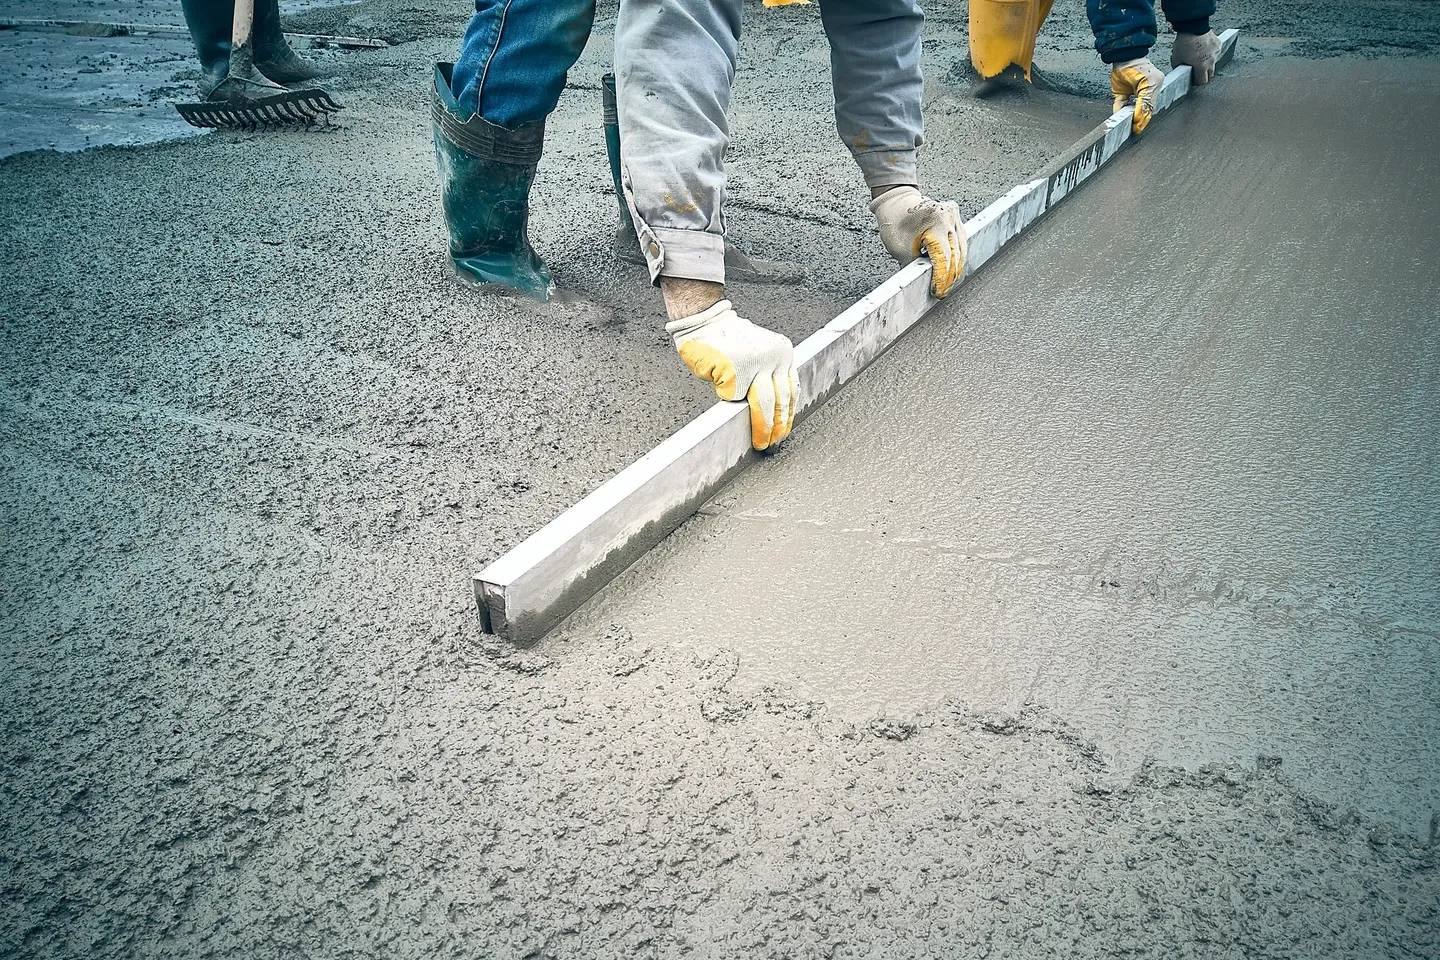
[601,73,805,286]
[253,0,330,85]
[180,0,233,97]
[432,63,553,300]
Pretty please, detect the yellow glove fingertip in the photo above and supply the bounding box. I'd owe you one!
[923,236,954,298]
[749,400,773,451]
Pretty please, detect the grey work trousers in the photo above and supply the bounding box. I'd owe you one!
[615,0,926,285]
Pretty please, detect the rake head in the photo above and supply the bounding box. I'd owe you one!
[175,88,344,130]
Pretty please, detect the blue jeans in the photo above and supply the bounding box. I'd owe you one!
[451,0,596,127]
[1086,0,1215,63]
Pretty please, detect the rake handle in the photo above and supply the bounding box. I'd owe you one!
[231,0,256,67]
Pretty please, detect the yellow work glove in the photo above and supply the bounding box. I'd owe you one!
[1110,57,1165,134]
[667,299,799,451]
[870,186,967,299]
[1171,30,1221,85]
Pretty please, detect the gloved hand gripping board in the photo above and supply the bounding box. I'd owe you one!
[474,30,1240,642]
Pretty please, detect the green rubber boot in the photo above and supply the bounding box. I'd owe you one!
[179,0,232,97]
[601,73,804,285]
[432,63,553,301]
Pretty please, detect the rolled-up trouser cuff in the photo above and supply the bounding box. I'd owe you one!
[643,226,726,285]
[854,149,919,190]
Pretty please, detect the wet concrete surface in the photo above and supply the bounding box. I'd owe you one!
[559,56,1440,835]
[4,1,1440,956]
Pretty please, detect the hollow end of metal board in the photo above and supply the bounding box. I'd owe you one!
[473,29,1241,643]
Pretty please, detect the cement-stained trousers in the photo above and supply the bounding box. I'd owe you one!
[614,0,925,285]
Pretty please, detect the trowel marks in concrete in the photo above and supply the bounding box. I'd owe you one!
[555,57,1440,835]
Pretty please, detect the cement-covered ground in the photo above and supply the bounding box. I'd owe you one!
[3,2,1439,957]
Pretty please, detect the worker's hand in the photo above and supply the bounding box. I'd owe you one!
[870,186,967,298]
[667,299,798,451]
[1171,30,1221,85]
[1110,57,1166,134]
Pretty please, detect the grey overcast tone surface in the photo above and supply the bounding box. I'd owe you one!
[2,1,1438,958]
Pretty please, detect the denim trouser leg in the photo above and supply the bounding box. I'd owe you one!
[451,0,597,127]
[614,0,927,286]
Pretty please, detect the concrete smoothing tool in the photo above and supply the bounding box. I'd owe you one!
[475,31,1240,642]
[175,0,342,129]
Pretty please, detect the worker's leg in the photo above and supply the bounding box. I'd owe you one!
[614,0,742,286]
[817,0,925,191]
[451,0,596,126]
[821,0,966,299]
[432,0,596,299]
[614,0,802,452]
[179,0,234,95]
[1085,0,1158,64]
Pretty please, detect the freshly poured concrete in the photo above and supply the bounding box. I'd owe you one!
[6,0,1440,953]
[557,57,1440,834]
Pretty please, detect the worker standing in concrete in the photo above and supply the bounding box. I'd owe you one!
[180,0,329,95]
[430,1,597,300]
[614,0,967,451]
[969,0,1223,133]
[430,1,802,301]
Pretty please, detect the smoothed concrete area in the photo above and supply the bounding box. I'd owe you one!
[557,57,1440,836]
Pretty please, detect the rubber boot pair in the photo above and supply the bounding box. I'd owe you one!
[181,0,327,98]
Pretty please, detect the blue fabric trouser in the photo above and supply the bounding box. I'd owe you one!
[451,0,596,127]
[1086,0,1216,63]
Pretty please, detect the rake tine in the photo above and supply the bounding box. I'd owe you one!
[175,83,340,131]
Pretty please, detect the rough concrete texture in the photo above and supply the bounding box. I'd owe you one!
[2,1,1438,957]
